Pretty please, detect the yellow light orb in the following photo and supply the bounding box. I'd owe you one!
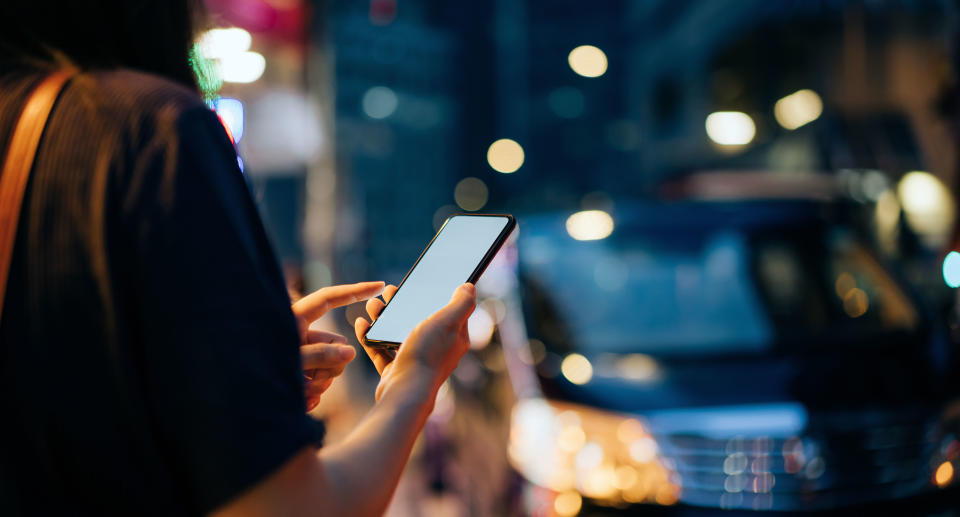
[568,45,608,78]
[565,210,614,241]
[454,177,489,211]
[897,171,955,247]
[547,469,577,492]
[655,487,679,505]
[842,288,869,318]
[561,353,593,385]
[935,461,954,487]
[705,111,756,146]
[899,171,947,216]
[834,272,856,298]
[582,465,618,498]
[617,419,647,444]
[557,425,587,453]
[554,491,583,516]
[613,465,639,490]
[774,89,823,130]
[486,138,525,173]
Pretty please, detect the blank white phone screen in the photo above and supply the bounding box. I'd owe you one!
[366,215,511,344]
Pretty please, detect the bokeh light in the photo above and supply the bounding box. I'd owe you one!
[242,89,324,169]
[198,28,252,60]
[554,491,583,516]
[519,339,547,365]
[935,461,954,487]
[834,272,855,298]
[774,89,823,130]
[467,306,495,349]
[454,177,489,211]
[566,210,614,241]
[615,354,660,382]
[568,45,608,78]
[217,51,266,83]
[874,189,900,250]
[582,464,618,498]
[897,171,955,246]
[197,27,265,84]
[213,97,244,143]
[943,251,960,288]
[899,171,947,214]
[557,425,587,453]
[617,419,646,444]
[705,111,756,146]
[613,465,638,490]
[574,441,603,470]
[842,288,869,318]
[486,138,525,173]
[561,353,593,384]
[362,86,398,119]
[629,437,659,463]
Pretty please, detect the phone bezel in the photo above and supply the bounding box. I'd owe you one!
[363,213,516,349]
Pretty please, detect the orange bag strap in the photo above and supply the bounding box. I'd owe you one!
[0,69,77,320]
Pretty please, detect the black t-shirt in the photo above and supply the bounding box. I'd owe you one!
[0,68,322,515]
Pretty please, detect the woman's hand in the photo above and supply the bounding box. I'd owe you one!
[354,283,476,403]
[292,281,385,411]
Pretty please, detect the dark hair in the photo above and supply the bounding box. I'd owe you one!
[0,1,203,89]
[0,1,208,352]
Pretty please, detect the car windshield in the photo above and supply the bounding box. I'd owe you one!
[518,207,920,357]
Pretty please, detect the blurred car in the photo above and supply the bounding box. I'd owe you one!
[488,176,960,514]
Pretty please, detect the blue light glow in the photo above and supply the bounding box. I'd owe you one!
[943,251,960,288]
[213,97,244,143]
[643,403,807,439]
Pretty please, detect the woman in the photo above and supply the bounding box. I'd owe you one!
[0,1,475,515]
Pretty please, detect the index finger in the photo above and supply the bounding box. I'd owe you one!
[293,281,385,323]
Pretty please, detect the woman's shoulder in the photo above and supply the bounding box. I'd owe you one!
[83,68,207,117]
[64,69,234,206]
[70,68,228,176]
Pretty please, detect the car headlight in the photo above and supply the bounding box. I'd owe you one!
[508,397,678,511]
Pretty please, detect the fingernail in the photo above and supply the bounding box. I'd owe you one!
[461,283,476,295]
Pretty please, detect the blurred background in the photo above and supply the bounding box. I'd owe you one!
[199,0,960,514]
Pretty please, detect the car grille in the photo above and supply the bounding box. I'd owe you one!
[650,414,939,511]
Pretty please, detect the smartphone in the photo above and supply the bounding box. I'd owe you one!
[364,214,516,349]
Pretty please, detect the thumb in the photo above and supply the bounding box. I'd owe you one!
[432,283,477,328]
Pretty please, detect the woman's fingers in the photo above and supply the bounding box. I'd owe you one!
[365,297,385,320]
[314,378,334,393]
[305,365,349,383]
[353,284,400,377]
[305,375,337,411]
[370,348,395,375]
[307,329,348,345]
[301,342,356,370]
[354,316,385,371]
[292,281,385,323]
[354,314,371,343]
[428,283,476,331]
[356,317,395,375]
[365,283,398,320]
